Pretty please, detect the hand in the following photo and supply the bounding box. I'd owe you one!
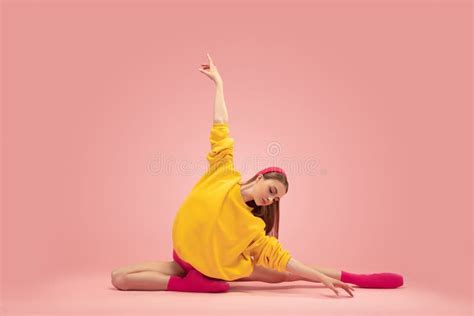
[198,52,223,85]
[320,275,355,297]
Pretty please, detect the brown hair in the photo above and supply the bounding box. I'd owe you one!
[241,171,289,239]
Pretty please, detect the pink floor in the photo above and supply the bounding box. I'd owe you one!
[2,273,471,316]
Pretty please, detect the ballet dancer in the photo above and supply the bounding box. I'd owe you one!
[111,53,404,297]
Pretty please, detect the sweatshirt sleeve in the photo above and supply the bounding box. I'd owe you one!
[206,122,235,171]
[244,231,292,272]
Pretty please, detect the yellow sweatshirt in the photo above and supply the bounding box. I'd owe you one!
[171,122,292,281]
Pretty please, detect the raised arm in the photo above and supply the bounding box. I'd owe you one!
[206,122,234,171]
[213,82,228,123]
[198,53,228,123]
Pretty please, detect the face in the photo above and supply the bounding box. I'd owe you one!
[253,174,287,206]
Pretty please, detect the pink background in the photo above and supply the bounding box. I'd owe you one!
[1,0,472,314]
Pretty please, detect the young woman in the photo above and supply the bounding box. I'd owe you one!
[111,53,403,297]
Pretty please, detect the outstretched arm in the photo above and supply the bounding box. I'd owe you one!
[286,257,355,297]
[244,231,354,296]
[198,53,227,123]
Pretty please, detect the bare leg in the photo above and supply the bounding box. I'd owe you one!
[286,264,341,282]
[314,264,342,279]
[111,260,186,291]
[115,271,172,291]
[111,260,186,277]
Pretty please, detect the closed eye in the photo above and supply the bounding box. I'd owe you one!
[269,187,279,201]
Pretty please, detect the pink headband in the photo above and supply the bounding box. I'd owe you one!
[257,166,287,177]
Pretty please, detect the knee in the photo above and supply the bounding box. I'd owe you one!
[283,271,297,282]
[111,271,128,290]
[265,272,288,283]
[275,273,288,283]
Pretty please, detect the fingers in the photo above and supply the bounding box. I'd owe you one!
[198,68,209,75]
[346,283,355,292]
[323,278,341,296]
[339,282,355,297]
[332,281,355,297]
[207,52,213,64]
[336,280,355,291]
[329,284,339,296]
[344,286,354,297]
[341,283,355,291]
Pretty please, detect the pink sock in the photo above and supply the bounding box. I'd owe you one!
[166,269,230,293]
[341,270,404,288]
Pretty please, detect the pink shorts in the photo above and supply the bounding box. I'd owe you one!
[172,249,225,282]
[173,249,195,273]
